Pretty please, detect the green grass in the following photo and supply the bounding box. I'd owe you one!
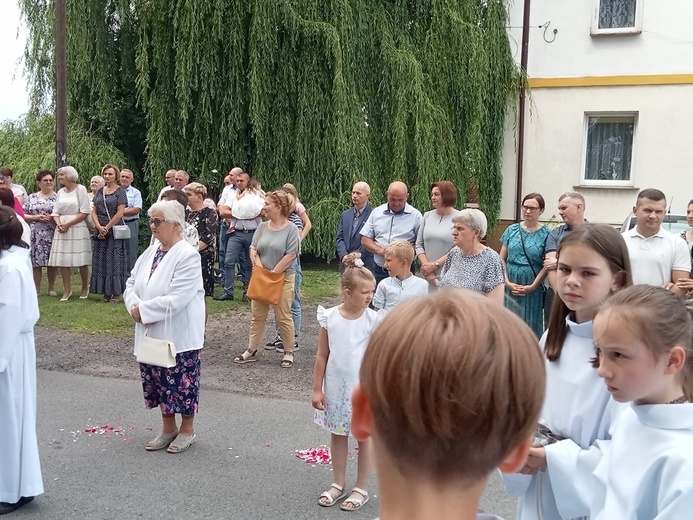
[36,264,341,336]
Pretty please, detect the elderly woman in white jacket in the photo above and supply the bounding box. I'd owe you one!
[124,200,205,454]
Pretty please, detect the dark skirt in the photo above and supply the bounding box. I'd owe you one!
[90,234,129,295]
[140,350,201,415]
[200,248,215,297]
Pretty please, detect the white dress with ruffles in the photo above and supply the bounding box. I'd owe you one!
[314,305,378,436]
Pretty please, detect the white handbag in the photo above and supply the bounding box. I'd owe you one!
[113,224,131,239]
[136,305,176,368]
[102,189,131,240]
[137,330,176,368]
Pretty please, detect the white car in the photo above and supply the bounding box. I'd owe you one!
[620,211,689,235]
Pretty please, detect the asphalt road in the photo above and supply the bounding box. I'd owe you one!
[12,370,518,519]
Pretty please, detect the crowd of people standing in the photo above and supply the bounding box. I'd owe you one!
[4,160,693,518]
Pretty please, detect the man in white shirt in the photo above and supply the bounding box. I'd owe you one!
[156,169,176,201]
[622,188,691,296]
[360,181,423,285]
[216,172,260,301]
[217,167,243,288]
[173,170,189,189]
[120,169,143,271]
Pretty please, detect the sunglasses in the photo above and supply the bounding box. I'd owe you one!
[150,218,171,227]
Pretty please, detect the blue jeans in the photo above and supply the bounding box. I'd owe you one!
[276,258,302,337]
[219,222,248,286]
[222,230,254,297]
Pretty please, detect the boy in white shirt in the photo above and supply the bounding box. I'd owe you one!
[373,239,428,312]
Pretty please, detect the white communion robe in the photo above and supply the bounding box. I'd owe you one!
[592,403,693,519]
[503,317,620,520]
[0,246,44,503]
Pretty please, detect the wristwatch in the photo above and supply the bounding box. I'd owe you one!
[434,260,440,268]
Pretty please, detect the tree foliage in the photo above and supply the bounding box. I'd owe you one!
[0,115,128,189]
[19,0,518,260]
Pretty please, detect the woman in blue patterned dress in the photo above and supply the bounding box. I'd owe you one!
[499,193,550,337]
[23,170,57,295]
[90,164,129,302]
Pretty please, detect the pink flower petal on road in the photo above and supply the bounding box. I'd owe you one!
[296,446,332,465]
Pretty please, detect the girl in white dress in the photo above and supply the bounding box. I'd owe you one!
[505,224,632,520]
[312,252,377,512]
[591,285,693,519]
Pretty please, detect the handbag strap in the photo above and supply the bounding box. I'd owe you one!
[101,188,124,225]
[142,300,173,339]
[518,225,539,279]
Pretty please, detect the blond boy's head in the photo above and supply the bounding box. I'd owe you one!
[383,239,414,279]
[352,289,545,485]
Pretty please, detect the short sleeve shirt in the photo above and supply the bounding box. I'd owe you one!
[439,247,506,293]
[251,222,301,274]
[622,227,692,285]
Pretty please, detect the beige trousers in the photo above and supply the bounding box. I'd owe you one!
[248,273,296,352]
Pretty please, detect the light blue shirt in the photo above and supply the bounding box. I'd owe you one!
[360,203,423,267]
[373,274,429,311]
[124,185,143,220]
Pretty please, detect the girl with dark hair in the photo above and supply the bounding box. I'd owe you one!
[506,223,632,520]
[0,205,44,514]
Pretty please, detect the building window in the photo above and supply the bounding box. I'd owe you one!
[591,0,643,35]
[582,114,636,185]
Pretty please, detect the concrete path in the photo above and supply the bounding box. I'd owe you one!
[12,370,517,519]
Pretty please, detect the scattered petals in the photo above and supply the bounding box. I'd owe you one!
[296,446,332,465]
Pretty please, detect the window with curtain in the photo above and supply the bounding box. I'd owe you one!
[598,0,637,29]
[584,115,635,182]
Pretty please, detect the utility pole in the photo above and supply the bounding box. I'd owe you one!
[515,0,531,223]
[55,0,67,169]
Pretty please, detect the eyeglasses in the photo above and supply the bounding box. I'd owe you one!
[522,205,541,212]
[150,218,171,227]
[42,178,54,182]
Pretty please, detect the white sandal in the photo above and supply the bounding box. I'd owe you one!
[340,487,369,511]
[318,483,346,507]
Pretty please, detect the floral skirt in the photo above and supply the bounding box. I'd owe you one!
[140,350,201,415]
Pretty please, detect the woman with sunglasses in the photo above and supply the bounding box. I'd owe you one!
[124,200,205,454]
[499,193,550,337]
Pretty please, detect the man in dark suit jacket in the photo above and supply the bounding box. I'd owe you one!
[336,181,374,272]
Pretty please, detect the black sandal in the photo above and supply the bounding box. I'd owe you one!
[280,350,294,368]
[234,349,258,365]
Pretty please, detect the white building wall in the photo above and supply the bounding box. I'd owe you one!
[501,0,693,224]
[507,0,693,77]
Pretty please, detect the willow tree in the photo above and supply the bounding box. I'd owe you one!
[20,0,517,260]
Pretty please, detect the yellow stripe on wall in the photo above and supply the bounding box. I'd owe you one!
[528,74,693,88]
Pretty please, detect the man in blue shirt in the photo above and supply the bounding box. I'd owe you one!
[360,181,423,285]
[543,191,587,321]
[120,169,143,271]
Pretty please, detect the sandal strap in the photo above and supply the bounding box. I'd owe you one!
[236,349,257,361]
[350,487,368,499]
[319,483,345,504]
